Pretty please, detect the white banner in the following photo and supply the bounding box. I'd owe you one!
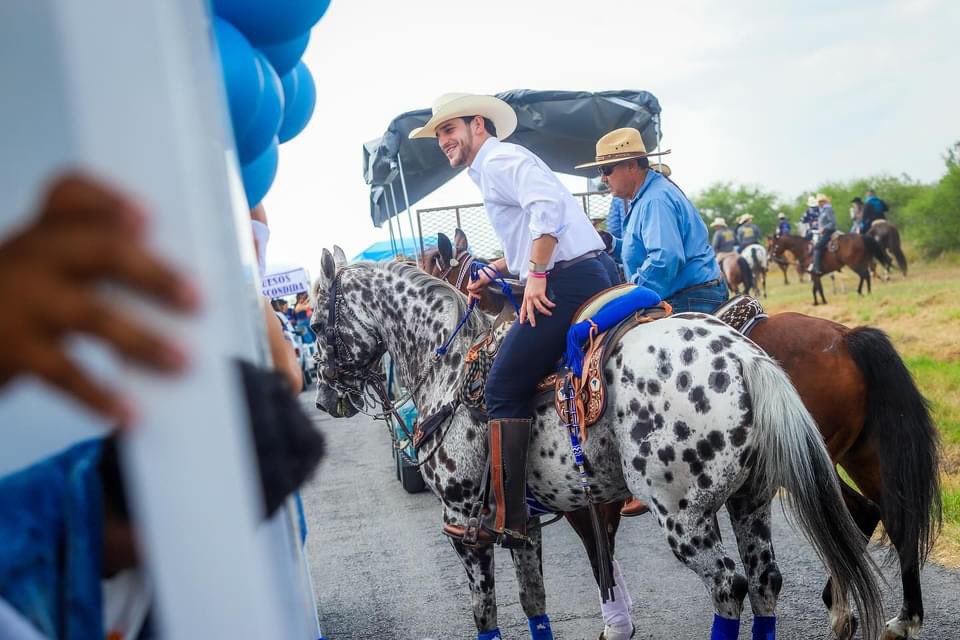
[262,268,309,298]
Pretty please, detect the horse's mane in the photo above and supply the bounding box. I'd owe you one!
[353,260,488,333]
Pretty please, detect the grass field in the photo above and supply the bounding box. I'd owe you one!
[757,249,960,565]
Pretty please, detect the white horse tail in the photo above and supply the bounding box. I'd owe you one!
[745,245,767,273]
[743,355,883,639]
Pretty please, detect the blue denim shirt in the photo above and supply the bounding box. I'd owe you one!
[620,171,721,299]
[606,197,625,260]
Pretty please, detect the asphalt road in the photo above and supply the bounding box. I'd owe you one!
[300,397,960,640]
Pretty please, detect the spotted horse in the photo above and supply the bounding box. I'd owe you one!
[311,253,884,640]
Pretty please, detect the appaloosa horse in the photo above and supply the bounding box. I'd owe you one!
[425,233,940,640]
[312,252,884,640]
[770,233,890,305]
[740,244,768,298]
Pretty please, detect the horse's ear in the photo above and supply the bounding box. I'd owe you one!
[454,228,468,253]
[332,245,348,270]
[321,248,336,283]
[437,233,453,265]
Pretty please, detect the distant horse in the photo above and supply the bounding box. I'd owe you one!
[770,233,890,305]
[718,254,754,295]
[426,230,940,640]
[766,235,808,285]
[740,244,768,298]
[314,255,884,640]
[868,220,908,277]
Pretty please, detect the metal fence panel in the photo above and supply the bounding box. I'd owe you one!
[415,191,617,260]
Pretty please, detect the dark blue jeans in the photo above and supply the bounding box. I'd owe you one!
[666,279,729,313]
[485,257,614,419]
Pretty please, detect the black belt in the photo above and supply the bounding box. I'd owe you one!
[673,278,721,296]
[552,250,602,272]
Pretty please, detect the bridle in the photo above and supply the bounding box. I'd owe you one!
[432,249,474,291]
[316,264,476,467]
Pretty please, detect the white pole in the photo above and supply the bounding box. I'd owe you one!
[0,1,314,637]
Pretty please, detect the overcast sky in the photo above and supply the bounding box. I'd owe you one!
[261,0,959,275]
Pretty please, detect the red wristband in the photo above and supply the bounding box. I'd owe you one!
[529,271,547,279]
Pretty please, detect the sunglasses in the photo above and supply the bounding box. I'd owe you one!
[598,163,619,177]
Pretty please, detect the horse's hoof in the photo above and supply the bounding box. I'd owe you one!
[881,615,922,639]
[598,624,635,640]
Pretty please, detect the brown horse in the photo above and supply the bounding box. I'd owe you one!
[422,228,941,640]
[868,220,908,277]
[718,254,754,295]
[770,233,890,305]
[766,234,807,284]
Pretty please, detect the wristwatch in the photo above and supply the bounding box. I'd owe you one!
[528,260,549,273]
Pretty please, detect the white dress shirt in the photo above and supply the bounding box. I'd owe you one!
[467,137,604,280]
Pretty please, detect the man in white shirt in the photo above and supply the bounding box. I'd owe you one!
[410,93,611,547]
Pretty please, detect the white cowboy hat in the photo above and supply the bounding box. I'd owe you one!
[736,213,754,225]
[816,193,831,203]
[806,195,818,207]
[777,212,786,219]
[408,93,517,140]
[575,128,671,169]
[710,217,727,228]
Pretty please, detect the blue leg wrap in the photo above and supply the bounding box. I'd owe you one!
[528,614,553,639]
[752,616,776,640]
[478,628,503,640]
[710,613,741,640]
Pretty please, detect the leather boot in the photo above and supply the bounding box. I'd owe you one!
[620,497,649,517]
[483,417,532,548]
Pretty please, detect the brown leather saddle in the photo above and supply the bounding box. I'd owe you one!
[459,285,672,439]
[827,230,844,253]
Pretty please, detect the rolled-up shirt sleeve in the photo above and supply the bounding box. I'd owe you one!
[629,200,684,297]
[489,153,568,239]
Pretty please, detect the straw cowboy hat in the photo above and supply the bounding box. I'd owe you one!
[710,217,727,228]
[736,213,754,225]
[777,212,786,219]
[806,195,818,207]
[408,93,517,140]
[816,193,831,204]
[650,163,672,177]
[575,127,671,169]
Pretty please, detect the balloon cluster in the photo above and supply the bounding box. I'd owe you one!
[212,0,328,207]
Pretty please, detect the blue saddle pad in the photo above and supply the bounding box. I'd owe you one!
[563,286,661,377]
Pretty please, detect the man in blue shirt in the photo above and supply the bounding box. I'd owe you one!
[579,128,727,314]
[776,212,792,237]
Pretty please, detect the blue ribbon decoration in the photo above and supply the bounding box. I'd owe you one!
[562,286,660,377]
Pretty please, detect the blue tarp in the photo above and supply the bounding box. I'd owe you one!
[351,235,438,263]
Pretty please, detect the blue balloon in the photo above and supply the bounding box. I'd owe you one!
[258,31,310,77]
[213,0,330,45]
[278,62,316,144]
[212,17,263,140]
[236,52,284,164]
[241,139,279,208]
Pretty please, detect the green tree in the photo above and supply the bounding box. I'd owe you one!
[693,182,784,236]
[900,143,960,256]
